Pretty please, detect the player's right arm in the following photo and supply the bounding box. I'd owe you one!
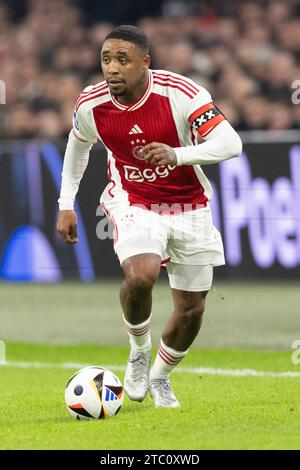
[57,100,97,244]
[57,209,79,244]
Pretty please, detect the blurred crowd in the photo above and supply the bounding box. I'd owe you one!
[0,0,299,139]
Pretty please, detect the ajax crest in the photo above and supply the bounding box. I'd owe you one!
[130,138,146,160]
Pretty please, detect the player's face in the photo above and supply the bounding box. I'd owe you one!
[101,39,150,101]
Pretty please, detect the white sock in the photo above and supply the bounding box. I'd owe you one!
[150,339,189,379]
[123,314,152,352]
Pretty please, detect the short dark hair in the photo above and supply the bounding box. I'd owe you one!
[104,25,149,53]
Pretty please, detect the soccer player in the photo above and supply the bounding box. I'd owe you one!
[57,25,242,408]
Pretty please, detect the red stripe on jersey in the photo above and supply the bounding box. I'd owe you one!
[76,90,109,110]
[153,80,194,99]
[153,72,200,91]
[153,72,199,95]
[80,82,107,97]
[76,87,108,109]
[76,84,108,108]
[107,159,116,198]
[153,77,197,98]
[80,82,107,95]
[75,83,107,108]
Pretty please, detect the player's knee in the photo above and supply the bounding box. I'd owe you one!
[181,300,205,324]
[125,271,157,294]
[122,255,160,294]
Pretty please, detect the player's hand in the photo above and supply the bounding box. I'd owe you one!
[57,210,79,244]
[141,142,177,167]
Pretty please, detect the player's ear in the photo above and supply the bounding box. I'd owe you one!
[143,54,150,70]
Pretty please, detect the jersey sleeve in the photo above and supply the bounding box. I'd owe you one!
[186,87,226,138]
[72,100,98,144]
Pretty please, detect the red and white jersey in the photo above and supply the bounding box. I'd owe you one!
[73,69,225,210]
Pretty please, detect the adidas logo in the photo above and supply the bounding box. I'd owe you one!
[129,124,143,134]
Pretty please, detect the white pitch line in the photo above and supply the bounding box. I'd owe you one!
[1,361,300,378]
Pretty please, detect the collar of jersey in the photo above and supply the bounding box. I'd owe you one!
[109,70,153,111]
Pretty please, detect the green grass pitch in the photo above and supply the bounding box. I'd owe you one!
[1,342,300,450]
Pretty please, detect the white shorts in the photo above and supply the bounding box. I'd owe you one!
[166,263,213,292]
[101,201,225,291]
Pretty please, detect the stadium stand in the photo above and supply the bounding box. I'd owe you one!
[0,0,299,138]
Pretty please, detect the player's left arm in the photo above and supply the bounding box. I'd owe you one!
[173,117,243,167]
[142,91,242,167]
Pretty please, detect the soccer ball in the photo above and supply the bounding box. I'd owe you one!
[65,366,124,419]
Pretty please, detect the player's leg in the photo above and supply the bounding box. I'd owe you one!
[149,264,212,408]
[120,252,161,354]
[101,202,168,401]
[161,288,208,351]
[107,203,167,402]
[120,253,161,326]
[120,253,161,402]
[149,204,224,407]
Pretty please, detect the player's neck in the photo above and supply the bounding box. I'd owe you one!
[117,71,149,105]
